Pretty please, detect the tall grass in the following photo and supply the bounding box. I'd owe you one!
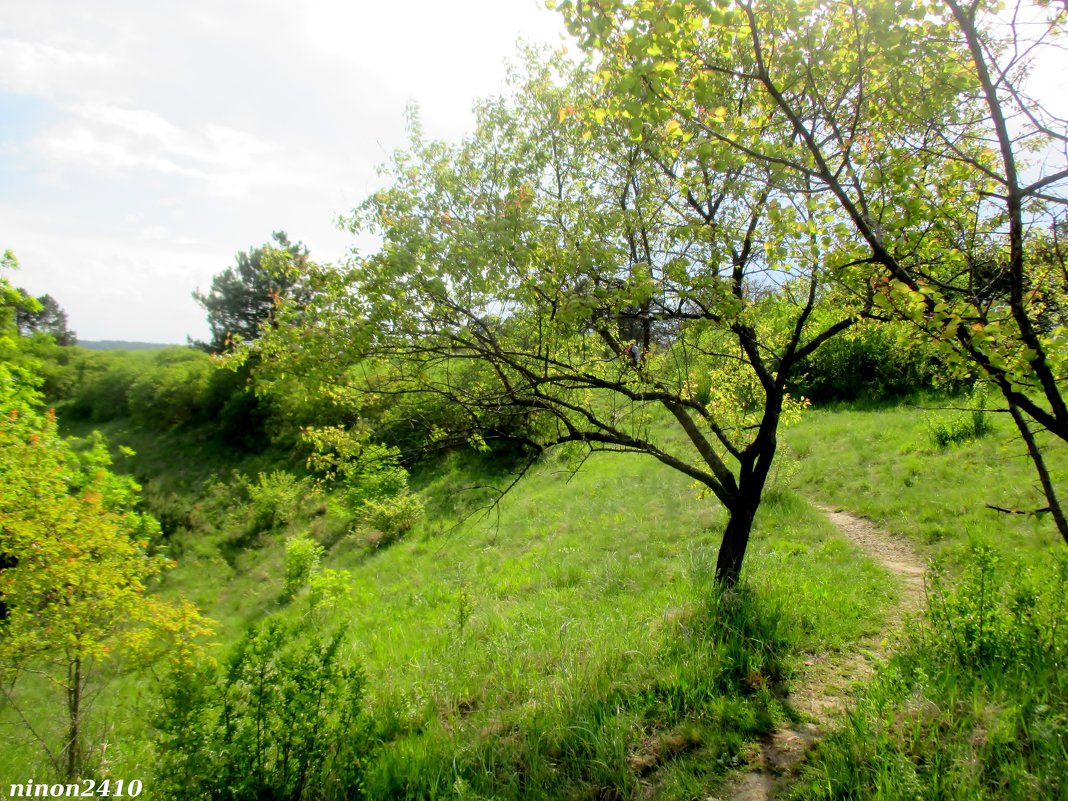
[792,547,1068,800]
[1,401,908,798]
[786,396,1066,560]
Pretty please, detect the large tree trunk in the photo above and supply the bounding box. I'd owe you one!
[714,433,777,586]
[715,496,759,586]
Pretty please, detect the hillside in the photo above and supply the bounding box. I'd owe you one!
[4,0,1067,795]
[77,340,176,351]
[1,386,1057,799]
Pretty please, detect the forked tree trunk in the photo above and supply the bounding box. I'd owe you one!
[714,442,776,586]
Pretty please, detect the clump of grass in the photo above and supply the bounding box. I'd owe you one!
[924,383,993,449]
[791,546,1068,801]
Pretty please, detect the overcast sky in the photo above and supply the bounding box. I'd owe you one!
[1,0,568,343]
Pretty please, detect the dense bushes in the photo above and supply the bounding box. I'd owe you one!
[47,346,269,448]
[127,348,215,427]
[64,349,145,421]
[790,320,952,402]
[792,547,1068,801]
[156,618,375,800]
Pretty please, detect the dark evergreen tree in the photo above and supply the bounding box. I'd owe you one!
[192,231,311,352]
[15,292,76,345]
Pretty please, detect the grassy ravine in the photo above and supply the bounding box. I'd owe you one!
[3,395,1065,799]
[0,413,894,800]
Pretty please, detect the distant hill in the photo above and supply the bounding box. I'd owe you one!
[77,340,177,351]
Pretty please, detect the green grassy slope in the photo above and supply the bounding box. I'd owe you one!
[2,410,895,799]
[9,394,1063,798]
[786,399,1066,558]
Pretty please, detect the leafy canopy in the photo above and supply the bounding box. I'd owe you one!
[554,0,1068,542]
[249,53,875,583]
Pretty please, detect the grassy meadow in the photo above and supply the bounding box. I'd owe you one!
[2,345,1066,799]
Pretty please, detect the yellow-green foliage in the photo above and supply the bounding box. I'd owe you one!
[283,533,324,600]
[0,322,211,778]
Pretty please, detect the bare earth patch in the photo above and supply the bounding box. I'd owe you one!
[714,504,926,801]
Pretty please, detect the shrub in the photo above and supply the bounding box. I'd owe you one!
[155,618,375,800]
[283,533,324,600]
[242,470,309,532]
[921,545,1058,670]
[301,425,425,547]
[128,355,214,428]
[308,568,353,612]
[359,490,424,546]
[924,383,993,448]
[65,352,141,421]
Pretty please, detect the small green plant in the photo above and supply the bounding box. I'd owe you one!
[282,532,324,600]
[924,382,992,448]
[359,489,424,547]
[923,545,1028,668]
[243,470,309,531]
[155,618,375,800]
[455,578,474,636]
[366,489,424,532]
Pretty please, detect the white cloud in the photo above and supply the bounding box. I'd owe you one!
[1,0,569,340]
[35,103,302,198]
[39,125,201,176]
[0,38,116,98]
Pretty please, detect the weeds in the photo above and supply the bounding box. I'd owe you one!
[154,618,376,801]
[792,547,1068,801]
[924,383,993,448]
[454,579,474,637]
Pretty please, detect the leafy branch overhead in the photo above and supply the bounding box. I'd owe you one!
[555,0,1068,542]
[252,1,1068,583]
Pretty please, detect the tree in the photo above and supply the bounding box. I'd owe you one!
[252,59,871,584]
[1,255,212,780]
[16,292,76,345]
[192,231,313,352]
[555,0,1068,544]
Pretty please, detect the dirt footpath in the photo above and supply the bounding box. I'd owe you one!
[716,504,926,801]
